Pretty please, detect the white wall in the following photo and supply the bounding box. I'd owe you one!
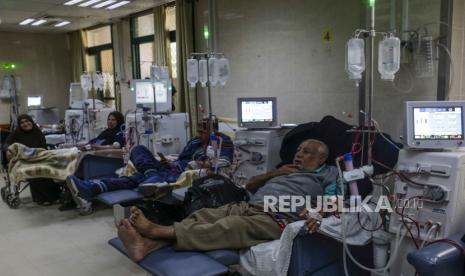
[0,31,72,124]
[193,0,443,140]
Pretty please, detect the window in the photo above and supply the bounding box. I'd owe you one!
[130,6,177,80]
[131,12,155,79]
[166,6,177,80]
[86,26,112,47]
[84,25,116,108]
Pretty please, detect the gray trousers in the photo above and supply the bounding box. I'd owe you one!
[174,202,282,251]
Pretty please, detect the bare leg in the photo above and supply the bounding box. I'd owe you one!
[129,206,176,239]
[117,219,170,262]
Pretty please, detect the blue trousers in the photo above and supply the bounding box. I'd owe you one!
[93,145,180,193]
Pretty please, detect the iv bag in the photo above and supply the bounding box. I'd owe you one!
[345,38,365,82]
[92,72,104,90]
[151,64,161,82]
[160,66,169,80]
[208,57,220,87]
[14,76,21,91]
[199,59,208,87]
[378,36,400,81]
[187,58,199,88]
[80,73,92,92]
[0,76,12,99]
[2,75,12,91]
[218,57,230,87]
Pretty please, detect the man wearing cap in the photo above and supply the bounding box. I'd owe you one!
[65,119,233,210]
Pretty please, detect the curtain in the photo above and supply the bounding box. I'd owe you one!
[153,6,168,66]
[68,30,87,82]
[176,0,197,135]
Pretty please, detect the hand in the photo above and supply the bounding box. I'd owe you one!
[6,150,12,161]
[195,159,211,169]
[78,144,91,151]
[300,209,323,234]
[90,144,100,150]
[272,164,299,177]
[160,158,170,167]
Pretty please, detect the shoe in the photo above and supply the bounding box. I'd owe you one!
[66,175,93,214]
[58,200,77,211]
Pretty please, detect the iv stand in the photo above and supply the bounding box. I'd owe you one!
[190,52,224,131]
[367,3,375,166]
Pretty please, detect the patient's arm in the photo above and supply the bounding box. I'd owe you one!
[90,142,121,151]
[246,164,299,193]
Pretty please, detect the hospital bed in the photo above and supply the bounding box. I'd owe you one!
[107,116,399,276]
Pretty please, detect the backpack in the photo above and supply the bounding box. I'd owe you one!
[184,174,249,216]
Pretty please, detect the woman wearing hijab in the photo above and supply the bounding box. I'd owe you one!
[4,114,61,205]
[85,111,125,150]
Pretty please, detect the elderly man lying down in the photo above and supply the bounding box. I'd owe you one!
[117,139,342,262]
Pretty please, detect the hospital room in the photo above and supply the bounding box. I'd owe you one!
[1,0,465,275]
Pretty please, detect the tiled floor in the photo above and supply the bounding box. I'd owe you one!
[0,175,146,276]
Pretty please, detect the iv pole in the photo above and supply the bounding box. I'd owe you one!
[367,1,375,166]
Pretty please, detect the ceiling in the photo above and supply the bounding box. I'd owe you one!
[0,0,171,33]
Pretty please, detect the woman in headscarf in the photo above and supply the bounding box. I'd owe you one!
[4,114,61,205]
[85,111,125,150]
[4,114,46,153]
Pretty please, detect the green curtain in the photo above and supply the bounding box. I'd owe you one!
[176,0,197,135]
[153,6,168,66]
[68,30,86,82]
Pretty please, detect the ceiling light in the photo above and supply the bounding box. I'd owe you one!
[93,0,116,8]
[31,19,47,26]
[106,1,130,10]
[79,0,104,7]
[64,0,86,5]
[55,21,71,27]
[19,18,35,25]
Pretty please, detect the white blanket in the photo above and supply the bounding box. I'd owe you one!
[239,211,381,276]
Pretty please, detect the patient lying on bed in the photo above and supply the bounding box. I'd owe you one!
[65,121,233,211]
[116,139,342,262]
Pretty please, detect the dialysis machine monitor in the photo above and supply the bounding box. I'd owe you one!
[131,79,172,113]
[27,96,42,107]
[404,101,465,149]
[237,97,277,128]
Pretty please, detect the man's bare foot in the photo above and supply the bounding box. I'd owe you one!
[129,206,175,239]
[117,219,168,262]
[129,206,159,238]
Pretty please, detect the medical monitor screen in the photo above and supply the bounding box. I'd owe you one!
[28,96,41,107]
[131,79,172,113]
[404,101,465,149]
[413,107,463,140]
[237,97,277,128]
[135,82,155,104]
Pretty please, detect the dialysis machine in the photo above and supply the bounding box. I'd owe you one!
[388,101,465,276]
[65,106,114,144]
[65,83,114,144]
[125,112,189,156]
[126,80,189,155]
[232,97,291,186]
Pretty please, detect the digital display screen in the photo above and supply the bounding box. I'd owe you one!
[241,100,274,123]
[135,82,168,104]
[413,107,463,140]
[28,96,41,107]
